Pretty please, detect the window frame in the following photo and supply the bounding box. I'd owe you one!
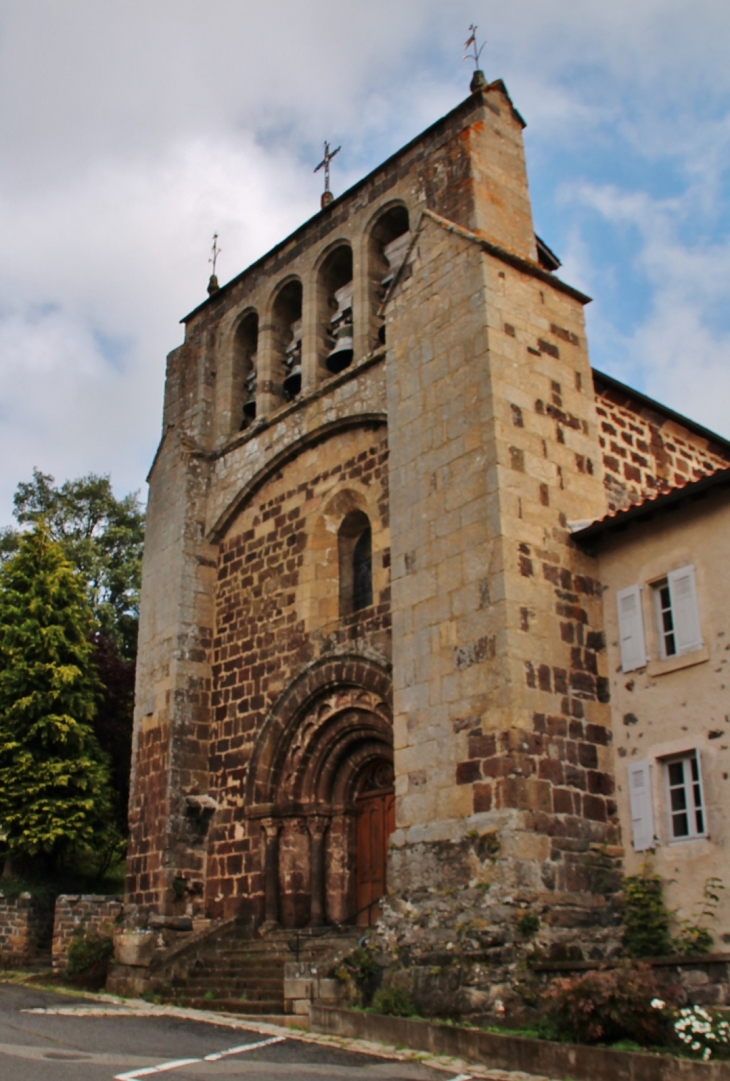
[662,750,706,843]
[651,578,677,660]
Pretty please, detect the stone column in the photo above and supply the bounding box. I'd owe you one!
[260,818,282,927]
[256,310,285,418]
[352,232,369,362]
[300,267,319,395]
[307,815,328,927]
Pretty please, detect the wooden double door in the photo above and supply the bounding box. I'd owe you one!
[355,762,395,925]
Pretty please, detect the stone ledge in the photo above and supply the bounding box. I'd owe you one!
[532,954,730,972]
[310,1005,730,1081]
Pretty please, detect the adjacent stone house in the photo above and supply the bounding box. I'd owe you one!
[574,467,730,941]
[122,72,730,999]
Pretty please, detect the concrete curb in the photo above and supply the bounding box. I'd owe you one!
[310,1006,730,1081]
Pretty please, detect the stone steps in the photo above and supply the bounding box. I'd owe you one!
[180,998,286,1014]
[173,978,284,996]
[151,921,362,1013]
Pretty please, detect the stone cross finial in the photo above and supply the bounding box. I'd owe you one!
[314,141,341,209]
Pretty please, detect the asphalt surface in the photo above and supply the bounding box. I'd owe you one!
[0,983,458,1081]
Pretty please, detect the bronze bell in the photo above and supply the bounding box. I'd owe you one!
[283,363,302,400]
[326,323,354,373]
[242,369,257,422]
[326,281,354,374]
[282,319,302,400]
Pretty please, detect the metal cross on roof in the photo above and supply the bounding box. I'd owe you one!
[314,141,341,208]
[209,232,221,276]
[463,24,487,92]
[207,232,222,295]
[463,24,485,69]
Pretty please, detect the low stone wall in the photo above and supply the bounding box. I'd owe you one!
[52,894,123,973]
[311,1006,730,1081]
[0,891,53,967]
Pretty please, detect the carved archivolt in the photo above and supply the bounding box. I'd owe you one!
[279,689,391,804]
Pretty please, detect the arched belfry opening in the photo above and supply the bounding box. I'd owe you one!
[338,510,373,616]
[318,244,354,375]
[369,205,410,347]
[234,311,258,428]
[272,279,303,401]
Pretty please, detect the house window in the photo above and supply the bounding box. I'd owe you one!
[665,752,705,840]
[616,563,702,672]
[653,580,676,657]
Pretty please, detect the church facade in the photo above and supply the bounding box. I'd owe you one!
[124,77,730,992]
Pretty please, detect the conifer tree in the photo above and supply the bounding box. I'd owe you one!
[0,525,118,872]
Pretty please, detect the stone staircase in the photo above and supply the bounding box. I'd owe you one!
[147,920,363,1016]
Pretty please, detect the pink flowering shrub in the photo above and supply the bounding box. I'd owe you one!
[542,962,679,1046]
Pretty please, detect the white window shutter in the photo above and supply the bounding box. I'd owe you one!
[628,760,654,851]
[668,564,703,655]
[617,585,647,672]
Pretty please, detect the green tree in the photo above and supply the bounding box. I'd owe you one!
[0,526,120,874]
[0,470,145,836]
[3,469,145,660]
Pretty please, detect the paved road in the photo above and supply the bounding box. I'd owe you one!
[0,983,462,1081]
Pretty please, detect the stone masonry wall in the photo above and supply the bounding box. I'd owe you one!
[594,375,730,512]
[205,425,391,923]
[127,81,551,919]
[0,891,53,967]
[378,208,622,1020]
[52,894,123,972]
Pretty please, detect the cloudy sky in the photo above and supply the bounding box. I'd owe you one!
[0,0,729,521]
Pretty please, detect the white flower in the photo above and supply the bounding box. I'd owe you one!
[651,998,665,1010]
[703,1048,712,1061]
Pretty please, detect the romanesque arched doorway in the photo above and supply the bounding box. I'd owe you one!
[355,760,395,925]
[244,658,393,929]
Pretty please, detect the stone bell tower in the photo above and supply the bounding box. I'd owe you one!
[124,69,620,1010]
[377,80,619,1008]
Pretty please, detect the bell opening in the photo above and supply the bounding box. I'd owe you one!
[326,346,354,374]
[283,367,302,400]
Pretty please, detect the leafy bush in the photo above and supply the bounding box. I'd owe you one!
[622,870,672,958]
[371,985,415,1017]
[542,962,678,1046]
[674,878,724,956]
[67,930,114,979]
[517,912,540,938]
[334,945,382,1006]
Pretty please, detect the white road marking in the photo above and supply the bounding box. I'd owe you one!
[115,1059,201,1079]
[114,1035,285,1080]
[203,1035,286,1060]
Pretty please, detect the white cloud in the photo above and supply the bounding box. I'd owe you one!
[0,0,729,520]
[566,179,730,437]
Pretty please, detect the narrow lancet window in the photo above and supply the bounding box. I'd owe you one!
[352,527,373,612]
[338,511,373,616]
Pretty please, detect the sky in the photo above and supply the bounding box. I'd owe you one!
[0,0,729,521]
